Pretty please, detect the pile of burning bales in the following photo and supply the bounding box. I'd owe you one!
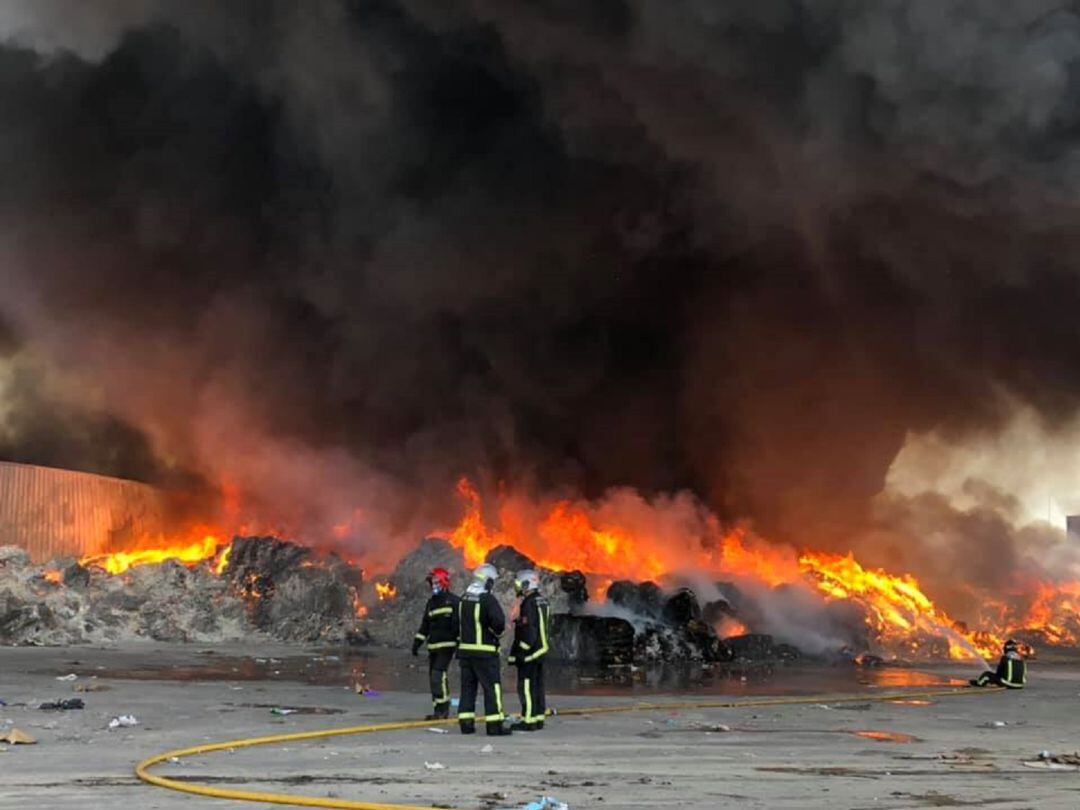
[0,533,814,665]
[0,532,1055,666]
[0,537,363,645]
[365,538,862,667]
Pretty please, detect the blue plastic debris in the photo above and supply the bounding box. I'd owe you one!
[522,798,569,810]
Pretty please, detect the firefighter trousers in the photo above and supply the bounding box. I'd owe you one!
[458,655,504,730]
[515,659,546,727]
[972,670,1022,688]
[428,649,455,716]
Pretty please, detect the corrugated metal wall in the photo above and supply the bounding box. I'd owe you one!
[0,461,166,562]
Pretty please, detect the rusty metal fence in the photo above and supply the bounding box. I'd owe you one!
[0,461,165,561]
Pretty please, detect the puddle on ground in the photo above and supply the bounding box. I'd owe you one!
[54,649,966,698]
[230,703,346,715]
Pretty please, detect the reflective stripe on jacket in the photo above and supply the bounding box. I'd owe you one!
[415,592,461,651]
[996,653,1026,688]
[457,589,505,656]
[510,592,550,664]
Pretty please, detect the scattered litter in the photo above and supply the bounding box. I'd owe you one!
[480,743,494,754]
[38,699,84,711]
[0,699,6,706]
[0,729,36,745]
[354,684,380,697]
[1023,751,1080,771]
[522,797,570,810]
[982,721,1008,728]
[73,684,110,693]
[424,761,446,770]
[692,723,731,733]
[425,727,449,734]
[167,756,182,765]
[55,674,78,682]
[270,708,297,716]
[832,703,872,712]
[108,715,139,730]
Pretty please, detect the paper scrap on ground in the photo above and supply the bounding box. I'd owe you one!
[0,729,36,745]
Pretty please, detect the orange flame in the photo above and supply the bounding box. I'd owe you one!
[439,478,1075,660]
[375,581,397,600]
[42,569,62,585]
[80,532,227,575]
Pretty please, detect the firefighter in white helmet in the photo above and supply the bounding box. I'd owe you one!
[508,569,550,731]
[456,563,510,735]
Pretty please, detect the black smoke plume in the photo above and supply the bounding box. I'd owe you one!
[2,1,1080,585]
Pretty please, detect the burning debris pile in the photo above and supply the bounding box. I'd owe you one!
[1,479,1074,663]
[367,538,812,666]
[0,537,364,646]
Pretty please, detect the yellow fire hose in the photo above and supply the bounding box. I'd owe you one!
[136,685,1001,810]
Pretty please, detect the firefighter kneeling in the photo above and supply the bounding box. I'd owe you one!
[509,569,549,731]
[970,639,1026,689]
[456,564,510,736]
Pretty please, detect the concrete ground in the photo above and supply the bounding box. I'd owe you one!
[1,643,1078,809]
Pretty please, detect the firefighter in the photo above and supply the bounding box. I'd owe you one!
[970,639,1027,688]
[456,563,510,735]
[411,567,460,719]
[508,569,550,731]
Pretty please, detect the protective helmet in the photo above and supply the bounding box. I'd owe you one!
[514,569,541,595]
[472,563,498,589]
[426,567,451,592]
[1003,638,1019,653]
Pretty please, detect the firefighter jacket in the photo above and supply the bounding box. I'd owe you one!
[413,591,460,653]
[457,582,505,657]
[995,651,1027,688]
[508,591,550,665]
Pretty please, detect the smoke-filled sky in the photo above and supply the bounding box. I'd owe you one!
[3,1,1080,587]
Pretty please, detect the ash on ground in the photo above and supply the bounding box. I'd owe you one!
[0,537,363,645]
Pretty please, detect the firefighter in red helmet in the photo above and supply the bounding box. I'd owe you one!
[412,567,460,719]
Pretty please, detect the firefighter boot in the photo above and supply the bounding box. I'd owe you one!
[426,704,450,720]
[459,718,476,735]
[486,721,512,736]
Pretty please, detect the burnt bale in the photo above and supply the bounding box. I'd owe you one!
[485,545,535,573]
[724,633,802,662]
[559,570,589,608]
[635,617,732,664]
[62,563,91,590]
[661,588,702,626]
[391,537,466,597]
[265,569,356,641]
[550,613,635,666]
[224,536,312,597]
[221,536,360,642]
[606,580,663,618]
[702,596,735,625]
[0,546,31,570]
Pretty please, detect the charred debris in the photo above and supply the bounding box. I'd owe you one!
[3,535,854,669]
